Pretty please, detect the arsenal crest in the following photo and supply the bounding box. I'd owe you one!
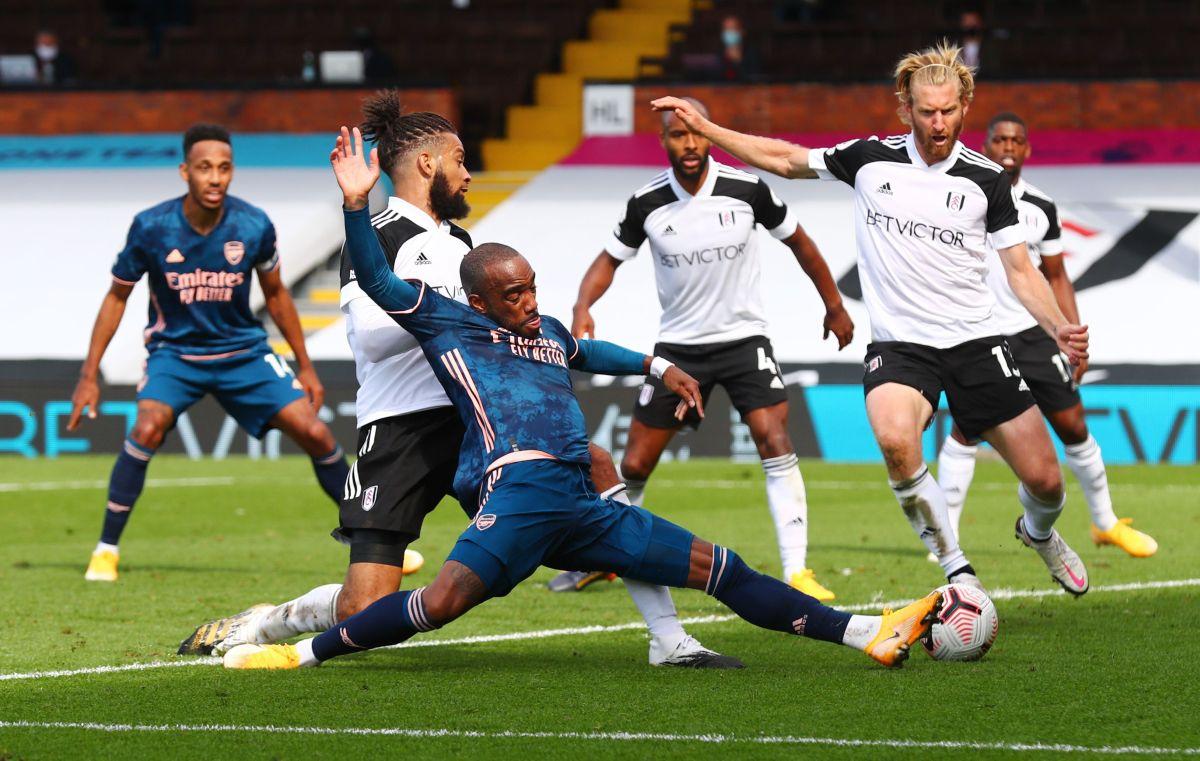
[224,240,245,265]
[946,192,966,212]
[475,513,497,530]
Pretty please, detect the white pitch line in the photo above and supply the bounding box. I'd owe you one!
[0,721,1195,755]
[1,577,1195,684]
[0,476,241,492]
[655,479,1200,493]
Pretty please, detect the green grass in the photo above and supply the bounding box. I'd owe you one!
[0,456,1197,759]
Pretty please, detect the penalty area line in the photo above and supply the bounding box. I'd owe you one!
[0,720,1195,755]
[1,577,1197,683]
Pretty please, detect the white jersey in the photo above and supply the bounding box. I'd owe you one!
[339,196,472,428]
[810,133,1024,349]
[607,157,799,345]
[986,179,1064,335]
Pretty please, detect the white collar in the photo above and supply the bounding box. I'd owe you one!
[905,132,962,173]
[386,195,447,232]
[667,156,719,199]
[1011,177,1026,198]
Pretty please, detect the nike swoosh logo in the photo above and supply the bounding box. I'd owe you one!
[1063,563,1087,588]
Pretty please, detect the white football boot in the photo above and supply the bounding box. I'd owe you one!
[1015,516,1090,596]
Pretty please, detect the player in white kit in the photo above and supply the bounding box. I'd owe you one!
[652,43,1093,595]
[557,98,853,601]
[936,112,1157,558]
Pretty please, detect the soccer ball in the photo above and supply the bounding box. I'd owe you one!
[921,583,998,661]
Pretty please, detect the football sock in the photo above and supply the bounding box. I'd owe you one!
[99,438,155,546]
[622,475,647,506]
[311,446,349,505]
[311,587,438,662]
[1063,434,1117,531]
[840,615,883,651]
[706,546,850,645]
[253,583,342,643]
[761,452,809,577]
[890,465,968,577]
[936,437,977,540]
[1018,483,1064,541]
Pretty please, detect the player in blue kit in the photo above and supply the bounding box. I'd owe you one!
[69,124,349,582]
[223,127,943,671]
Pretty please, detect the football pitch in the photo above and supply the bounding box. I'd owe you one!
[0,455,1196,759]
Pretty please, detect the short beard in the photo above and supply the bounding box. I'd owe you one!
[430,169,470,221]
[669,149,709,181]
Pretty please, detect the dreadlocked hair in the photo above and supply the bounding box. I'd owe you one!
[893,40,976,125]
[360,89,458,175]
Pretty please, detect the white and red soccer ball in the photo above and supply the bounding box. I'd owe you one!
[922,583,998,661]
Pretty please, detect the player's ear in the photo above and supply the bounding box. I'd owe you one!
[467,292,487,314]
[178,162,188,182]
[417,150,436,179]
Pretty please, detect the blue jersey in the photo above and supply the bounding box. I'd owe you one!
[342,207,648,508]
[111,195,279,357]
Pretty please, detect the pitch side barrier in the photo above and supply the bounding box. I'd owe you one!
[1,361,1195,464]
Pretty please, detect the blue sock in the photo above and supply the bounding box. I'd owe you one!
[311,446,349,505]
[100,439,155,546]
[707,546,851,644]
[311,587,439,662]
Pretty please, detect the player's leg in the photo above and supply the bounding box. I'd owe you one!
[863,356,976,585]
[936,423,977,542]
[619,420,678,506]
[270,398,348,504]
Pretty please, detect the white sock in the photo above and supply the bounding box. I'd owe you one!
[1063,434,1117,531]
[622,475,647,506]
[762,452,809,577]
[936,437,978,541]
[1018,483,1064,541]
[841,615,881,650]
[890,465,968,576]
[94,541,119,555]
[253,583,342,643]
[295,637,320,667]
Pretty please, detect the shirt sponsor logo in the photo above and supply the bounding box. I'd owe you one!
[946,192,966,212]
[165,249,185,263]
[658,243,746,269]
[475,513,497,530]
[864,210,966,247]
[165,268,246,304]
[362,484,378,511]
[223,240,245,266]
[490,331,567,368]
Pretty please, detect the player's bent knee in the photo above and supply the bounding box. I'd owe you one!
[130,420,167,450]
[619,455,655,482]
[1024,470,1064,503]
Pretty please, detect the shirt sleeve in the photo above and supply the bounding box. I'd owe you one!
[606,195,648,261]
[807,138,873,185]
[985,176,1024,250]
[346,295,420,363]
[110,217,147,285]
[255,221,280,272]
[1039,200,1064,256]
[750,179,798,240]
[568,337,646,375]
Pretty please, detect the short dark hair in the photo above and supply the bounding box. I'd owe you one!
[182,123,232,160]
[460,242,520,296]
[361,89,458,175]
[987,111,1026,135]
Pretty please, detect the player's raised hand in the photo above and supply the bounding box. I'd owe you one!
[650,96,709,134]
[662,365,704,421]
[1055,323,1089,365]
[296,365,326,410]
[330,126,380,211]
[571,306,595,339]
[823,304,854,350]
[67,376,100,431]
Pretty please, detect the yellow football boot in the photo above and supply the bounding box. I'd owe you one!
[223,643,301,670]
[787,569,836,601]
[863,590,943,668]
[1091,518,1158,558]
[84,550,119,582]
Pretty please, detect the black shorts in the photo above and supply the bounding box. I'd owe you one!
[862,335,1035,441]
[1007,325,1082,413]
[634,335,788,430]
[333,406,468,566]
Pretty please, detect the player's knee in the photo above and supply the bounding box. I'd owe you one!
[619,453,655,483]
[335,588,386,622]
[756,429,793,459]
[1052,418,1089,446]
[876,432,916,473]
[1023,468,1064,503]
[130,419,166,450]
[298,419,335,452]
[420,586,471,625]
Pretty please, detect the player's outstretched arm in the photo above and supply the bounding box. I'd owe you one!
[998,242,1089,364]
[258,267,324,408]
[68,281,134,431]
[571,340,703,420]
[781,226,853,349]
[650,96,816,180]
[572,252,623,338]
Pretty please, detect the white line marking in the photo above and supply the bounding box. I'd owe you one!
[1,577,1195,683]
[0,476,245,493]
[655,479,1200,493]
[0,721,1194,754]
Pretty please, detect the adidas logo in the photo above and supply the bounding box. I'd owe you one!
[415,252,431,265]
[876,182,893,195]
[165,249,185,263]
[661,225,677,236]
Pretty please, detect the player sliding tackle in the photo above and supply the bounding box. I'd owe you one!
[223,126,944,671]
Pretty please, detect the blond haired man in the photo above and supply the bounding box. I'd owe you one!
[652,43,1092,595]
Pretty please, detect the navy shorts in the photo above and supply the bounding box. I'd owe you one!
[137,344,306,438]
[446,459,696,597]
